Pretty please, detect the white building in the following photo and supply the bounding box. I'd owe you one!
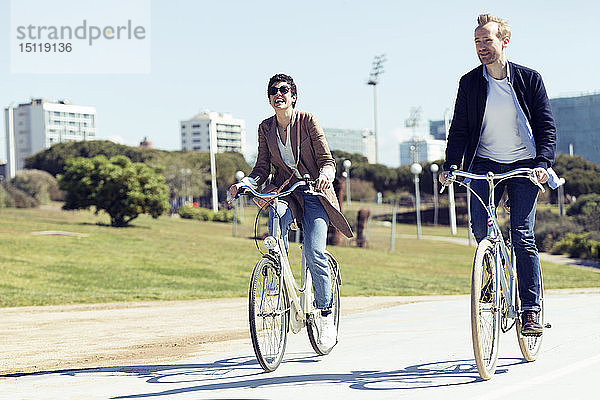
[180,111,246,154]
[399,136,446,166]
[323,128,377,163]
[4,98,96,179]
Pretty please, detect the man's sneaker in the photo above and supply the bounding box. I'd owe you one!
[317,312,337,349]
[521,310,543,337]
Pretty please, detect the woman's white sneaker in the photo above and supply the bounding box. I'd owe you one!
[318,312,337,349]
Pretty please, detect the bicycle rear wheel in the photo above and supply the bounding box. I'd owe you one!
[516,271,545,361]
[249,257,289,372]
[307,252,341,355]
[471,239,501,380]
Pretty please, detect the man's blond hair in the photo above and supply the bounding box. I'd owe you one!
[477,14,511,40]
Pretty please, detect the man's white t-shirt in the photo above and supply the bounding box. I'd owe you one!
[476,75,531,163]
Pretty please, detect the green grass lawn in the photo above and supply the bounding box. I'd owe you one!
[1,203,598,307]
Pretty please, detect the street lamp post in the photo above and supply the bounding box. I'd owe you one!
[367,54,386,164]
[343,159,352,207]
[558,177,566,216]
[390,200,397,252]
[233,171,245,237]
[209,122,218,212]
[444,108,457,236]
[430,164,439,226]
[411,163,423,239]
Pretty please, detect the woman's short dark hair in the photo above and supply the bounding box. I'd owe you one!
[267,73,297,108]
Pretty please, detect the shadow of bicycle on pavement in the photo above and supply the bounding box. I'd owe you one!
[5,354,527,398]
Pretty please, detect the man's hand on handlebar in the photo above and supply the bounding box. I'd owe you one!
[439,171,455,186]
[534,167,549,184]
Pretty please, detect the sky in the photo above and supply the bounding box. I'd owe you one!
[1,0,599,167]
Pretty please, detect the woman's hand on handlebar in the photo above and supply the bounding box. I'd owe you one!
[228,183,240,198]
[227,183,244,204]
[314,174,330,192]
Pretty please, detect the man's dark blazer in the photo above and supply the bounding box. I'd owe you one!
[443,62,556,171]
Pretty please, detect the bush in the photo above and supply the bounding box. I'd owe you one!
[567,193,600,217]
[179,205,207,220]
[10,169,63,204]
[0,184,7,208]
[0,182,39,208]
[213,209,234,222]
[551,233,600,260]
[178,206,234,223]
[382,191,413,207]
[534,209,582,252]
[347,178,377,202]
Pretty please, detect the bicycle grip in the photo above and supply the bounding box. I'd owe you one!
[439,165,458,194]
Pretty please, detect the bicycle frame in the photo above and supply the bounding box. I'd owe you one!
[269,196,313,333]
[238,181,316,334]
[444,168,546,321]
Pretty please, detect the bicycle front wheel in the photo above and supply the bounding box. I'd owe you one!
[471,239,501,380]
[516,271,545,361]
[249,257,289,372]
[307,252,341,355]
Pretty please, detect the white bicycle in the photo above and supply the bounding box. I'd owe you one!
[231,179,341,372]
[442,167,555,380]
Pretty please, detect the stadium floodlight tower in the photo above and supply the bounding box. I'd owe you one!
[367,54,386,164]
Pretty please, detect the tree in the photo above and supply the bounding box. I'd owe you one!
[25,140,252,205]
[58,155,169,227]
[25,140,163,176]
[157,151,210,200]
[552,154,600,198]
[352,163,398,193]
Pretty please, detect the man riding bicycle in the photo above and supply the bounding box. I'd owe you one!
[229,74,353,348]
[440,14,556,336]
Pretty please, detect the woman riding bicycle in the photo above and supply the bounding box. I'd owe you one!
[228,73,353,349]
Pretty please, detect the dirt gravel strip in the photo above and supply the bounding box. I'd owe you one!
[1,290,597,377]
[0,296,416,376]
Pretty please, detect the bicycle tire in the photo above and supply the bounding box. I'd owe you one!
[515,271,545,361]
[249,257,289,372]
[307,252,341,355]
[471,239,501,380]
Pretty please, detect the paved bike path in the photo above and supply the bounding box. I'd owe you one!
[2,292,598,399]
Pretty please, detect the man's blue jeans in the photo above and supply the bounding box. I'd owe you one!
[469,158,541,312]
[268,192,331,310]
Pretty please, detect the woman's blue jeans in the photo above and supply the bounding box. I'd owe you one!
[268,192,331,310]
[469,158,541,312]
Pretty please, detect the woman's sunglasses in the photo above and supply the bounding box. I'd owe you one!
[268,86,291,96]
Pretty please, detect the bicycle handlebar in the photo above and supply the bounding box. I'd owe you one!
[228,178,316,204]
[439,167,546,194]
